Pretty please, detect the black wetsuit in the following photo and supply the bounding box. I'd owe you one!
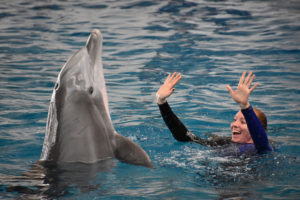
[158,102,272,155]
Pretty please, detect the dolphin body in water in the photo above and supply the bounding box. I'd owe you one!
[0,29,152,198]
[40,29,153,168]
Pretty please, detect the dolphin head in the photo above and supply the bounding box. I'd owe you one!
[42,30,115,163]
[56,29,110,118]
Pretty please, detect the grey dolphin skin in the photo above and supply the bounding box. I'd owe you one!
[40,29,153,168]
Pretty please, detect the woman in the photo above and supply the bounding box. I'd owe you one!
[156,72,272,155]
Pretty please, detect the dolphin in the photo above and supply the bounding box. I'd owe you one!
[40,29,153,168]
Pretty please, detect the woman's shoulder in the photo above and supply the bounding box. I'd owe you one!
[191,133,232,147]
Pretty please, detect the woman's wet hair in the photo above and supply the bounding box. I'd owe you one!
[253,107,267,131]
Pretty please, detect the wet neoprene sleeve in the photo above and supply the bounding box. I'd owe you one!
[158,102,232,146]
[241,106,272,152]
[158,101,191,142]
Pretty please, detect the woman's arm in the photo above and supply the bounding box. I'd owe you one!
[158,101,193,142]
[242,106,272,152]
[159,101,231,146]
[156,72,192,142]
[157,73,232,146]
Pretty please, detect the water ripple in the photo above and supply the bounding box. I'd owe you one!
[0,0,299,199]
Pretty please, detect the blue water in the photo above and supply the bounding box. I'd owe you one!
[1,0,300,199]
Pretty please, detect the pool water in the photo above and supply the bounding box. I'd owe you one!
[1,0,300,199]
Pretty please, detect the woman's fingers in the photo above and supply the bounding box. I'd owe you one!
[170,72,177,81]
[172,73,181,85]
[238,72,246,86]
[226,84,234,96]
[165,72,177,83]
[166,72,181,86]
[244,72,252,85]
[239,72,256,88]
[247,73,255,88]
[164,73,171,83]
[249,83,259,93]
[161,72,181,94]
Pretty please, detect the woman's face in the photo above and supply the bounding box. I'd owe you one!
[230,111,253,144]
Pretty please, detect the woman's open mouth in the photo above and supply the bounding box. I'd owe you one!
[232,130,241,135]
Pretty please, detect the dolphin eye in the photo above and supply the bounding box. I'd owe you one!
[55,83,59,90]
[88,86,94,94]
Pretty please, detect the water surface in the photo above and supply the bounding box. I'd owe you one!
[0,0,300,199]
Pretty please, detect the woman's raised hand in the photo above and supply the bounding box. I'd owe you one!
[156,72,182,104]
[226,72,258,110]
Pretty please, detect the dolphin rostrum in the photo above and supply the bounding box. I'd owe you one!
[40,29,153,168]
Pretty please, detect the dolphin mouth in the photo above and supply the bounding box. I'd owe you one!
[86,29,102,53]
[92,29,101,36]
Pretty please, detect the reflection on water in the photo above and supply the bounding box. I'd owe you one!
[1,159,116,199]
[0,0,300,199]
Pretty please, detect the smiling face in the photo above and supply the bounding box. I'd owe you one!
[230,111,253,144]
